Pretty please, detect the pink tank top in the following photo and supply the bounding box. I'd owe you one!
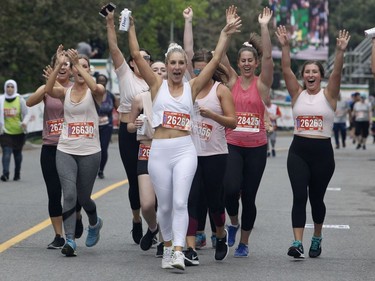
[191,82,228,156]
[226,76,267,147]
[42,95,64,145]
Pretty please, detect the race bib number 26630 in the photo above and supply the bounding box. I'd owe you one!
[68,122,95,138]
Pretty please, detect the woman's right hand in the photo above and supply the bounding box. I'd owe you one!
[275,25,289,47]
[183,6,193,21]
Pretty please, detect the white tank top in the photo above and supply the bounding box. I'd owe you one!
[152,80,193,130]
[293,89,334,138]
[191,82,228,156]
[57,87,101,155]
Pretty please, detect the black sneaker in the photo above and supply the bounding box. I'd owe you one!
[140,228,158,251]
[13,173,20,181]
[98,171,104,179]
[183,247,199,266]
[287,240,305,258]
[75,217,84,239]
[1,174,9,182]
[131,220,143,244]
[215,229,229,261]
[155,242,164,258]
[47,235,65,249]
[309,236,322,258]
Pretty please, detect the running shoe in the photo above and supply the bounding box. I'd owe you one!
[13,173,20,181]
[309,236,322,258]
[140,228,158,251]
[215,229,229,261]
[155,242,164,258]
[287,240,305,258]
[1,174,9,182]
[211,234,217,248]
[47,235,65,249]
[75,217,84,239]
[131,220,143,244]
[227,224,240,247]
[98,171,104,179]
[61,239,77,257]
[195,233,206,249]
[171,250,185,270]
[183,247,199,266]
[85,217,103,247]
[234,243,249,258]
[161,246,174,269]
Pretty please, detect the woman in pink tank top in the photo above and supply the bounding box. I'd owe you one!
[221,7,274,258]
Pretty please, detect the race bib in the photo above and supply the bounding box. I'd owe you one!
[296,116,323,131]
[46,118,64,136]
[356,112,365,119]
[192,121,213,141]
[162,111,191,131]
[4,108,17,117]
[68,122,95,138]
[99,116,109,126]
[234,112,260,132]
[138,144,151,160]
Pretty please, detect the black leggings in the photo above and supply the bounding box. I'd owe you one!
[41,145,62,218]
[118,122,140,211]
[287,135,335,228]
[187,154,227,236]
[224,144,267,231]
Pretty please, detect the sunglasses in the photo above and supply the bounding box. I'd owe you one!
[143,55,151,61]
[193,69,201,76]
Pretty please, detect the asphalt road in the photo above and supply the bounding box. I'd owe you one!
[0,134,374,281]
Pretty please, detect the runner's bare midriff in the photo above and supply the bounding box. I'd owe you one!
[153,126,190,139]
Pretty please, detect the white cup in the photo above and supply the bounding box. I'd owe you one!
[364,27,375,38]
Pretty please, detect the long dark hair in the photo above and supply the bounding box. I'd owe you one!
[127,48,152,72]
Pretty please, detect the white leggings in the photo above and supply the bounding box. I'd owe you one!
[148,135,197,247]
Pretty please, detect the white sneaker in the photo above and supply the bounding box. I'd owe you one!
[161,246,173,269]
[170,250,185,270]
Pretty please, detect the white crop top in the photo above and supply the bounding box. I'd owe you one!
[293,89,334,138]
[152,80,194,130]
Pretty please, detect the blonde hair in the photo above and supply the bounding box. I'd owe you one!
[164,43,187,64]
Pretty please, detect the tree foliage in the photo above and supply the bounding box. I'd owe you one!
[0,0,374,93]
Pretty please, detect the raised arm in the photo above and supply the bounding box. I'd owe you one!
[257,7,274,98]
[66,49,105,104]
[128,16,162,98]
[325,30,350,100]
[275,25,301,99]
[222,5,240,89]
[191,9,241,100]
[44,45,66,99]
[183,6,194,77]
[105,7,125,69]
